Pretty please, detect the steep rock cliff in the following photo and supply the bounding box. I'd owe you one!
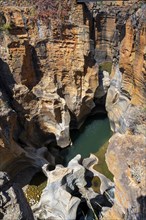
[0,1,101,178]
[86,1,146,219]
[0,0,146,219]
[103,1,146,219]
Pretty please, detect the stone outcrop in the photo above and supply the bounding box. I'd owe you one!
[0,172,34,220]
[0,0,103,184]
[32,154,114,220]
[105,2,146,132]
[0,0,99,156]
[85,1,146,219]
[101,1,146,219]
[104,133,146,220]
[0,0,145,219]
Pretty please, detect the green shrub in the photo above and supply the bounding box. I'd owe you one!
[0,23,11,31]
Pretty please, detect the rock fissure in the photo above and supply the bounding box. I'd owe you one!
[0,0,146,219]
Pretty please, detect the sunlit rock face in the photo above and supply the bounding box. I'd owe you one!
[103,2,146,219]
[0,1,99,156]
[105,2,146,132]
[85,1,146,219]
[105,133,146,220]
[0,1,145,219]
[0,0,100,186]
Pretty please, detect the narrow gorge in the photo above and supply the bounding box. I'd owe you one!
[0,0,146,220]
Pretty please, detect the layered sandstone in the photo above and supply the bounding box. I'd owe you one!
[0,0,145,219]
[103,1,146,219]
[85,1,146,219]
[105,2,146,132]
[0,0,101,178]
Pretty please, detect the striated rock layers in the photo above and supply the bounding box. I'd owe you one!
[86,1,146,219]
[104,1,146,132]
[0,0,146,219]
[0,0,100,176]
[102,1,146,219]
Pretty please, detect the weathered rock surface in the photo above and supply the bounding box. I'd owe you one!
[0,0,145,219]
[104,133,146,220]
[0,171,34,220]
[0,1,99,153]
[103,2,146,219]
[32,154,114,220]
[86,1,146,219]
[105,2,146,132]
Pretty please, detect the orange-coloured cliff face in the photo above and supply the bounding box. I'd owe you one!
[0,0,145,163]
[0,0,102,179]
[0,1,146,219]
[119,18,146,105]
[0,2,99,153]
[104,132,146,220]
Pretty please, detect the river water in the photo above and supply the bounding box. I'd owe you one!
[61,114,113,194]
[62,115,110,159]
[26,115,113,204]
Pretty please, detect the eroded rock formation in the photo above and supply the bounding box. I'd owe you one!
[103,1,146,219]
[0,1,99,154]
[0,1,102,182]
[0,0,146,219]
[86,1,146,219]
[0,172,34,220]
[32,154,114,220]
[104,133,146,220]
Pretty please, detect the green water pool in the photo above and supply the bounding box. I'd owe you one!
[62,115,112,163]
[26,115,113,204]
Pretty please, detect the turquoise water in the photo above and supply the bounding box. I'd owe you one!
[25,115,112,204]
[62,115,112,165]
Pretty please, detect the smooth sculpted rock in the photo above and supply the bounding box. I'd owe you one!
[106,65,131,132]
[83,154,114,194]
[0,172,34,220]
[32,158,81,220]
[32,154,114,220]
[95,70,110,99]
[33,165,80,220]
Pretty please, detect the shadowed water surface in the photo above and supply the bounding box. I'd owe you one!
[26,115,113,204]
[62,115,112,164]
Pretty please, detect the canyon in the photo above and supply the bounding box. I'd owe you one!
[0,0,146,219]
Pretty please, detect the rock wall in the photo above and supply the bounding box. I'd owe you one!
[0,172,34,220]
[0,0,101,177]
[105,2,146,132]
[86,1,146,219]
[102,1,146,219]
[0,0,146,219]
[105,133,146,220]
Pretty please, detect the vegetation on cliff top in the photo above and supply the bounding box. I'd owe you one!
[0,0,71,23]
